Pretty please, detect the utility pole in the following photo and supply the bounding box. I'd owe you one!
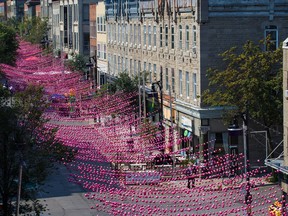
[242,106,252,216]
[169,85,175,167]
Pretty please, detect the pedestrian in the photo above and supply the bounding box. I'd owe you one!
[186,163,197,188]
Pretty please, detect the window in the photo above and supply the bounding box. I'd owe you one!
[101,44,105,59]
[108,54,111,70]
[160,25,163,47]
[122,24,125,43]
[165,68,169,90]
[97,17,100,31]
[125,24,128,43]
[153,64,157,80]
[160,66,163,82]
[83,4,89,21]
[117,24,120,42]
[165,24,168,47]
[130,24,133,44]
[83,32,89,53]
[179,25,182,49]
[214,133,224,154]
[144,62,147,81]
[74,4,78,21]
[104,44,106,59]
[103,18,106,32]
[186,71,190,98]
[193,73,197,99]
[144,62,147,73]
[138,61,141,73]
[125,58,128,71]
[130,59,133,75]
[185,25,189,50]
[265,25,278,51]
[108,24,111,41]
[122,57,124,72]
[114,55,116,74]
[171,68,175,93]
[75,32,79,50]
[171,25,175,49]
[97,16,106,32]
[143,25,147,46]
[179,70,183,95]
[192,25,196,47]
[148,25,151,46]
[153,26,157,47]
[118,56,121,73]
[149,63,152,82]
[134,24,137,44]
[120,23,123,43]
[114,24,116,41]
[134,60,137,76]
[138,24,141,46]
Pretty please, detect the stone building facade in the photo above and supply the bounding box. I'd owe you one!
[282,38,288,196]
[105,0,288,157]
[48,0,98,57]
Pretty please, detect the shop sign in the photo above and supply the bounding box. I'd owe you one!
[181,116,192,131]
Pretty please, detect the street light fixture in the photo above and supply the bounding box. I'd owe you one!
[227,108,252,215]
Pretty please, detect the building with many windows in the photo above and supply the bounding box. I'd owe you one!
[46,0,98,57]
[95,1,108,84]
[105,0,288,158]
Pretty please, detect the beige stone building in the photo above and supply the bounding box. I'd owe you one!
[106,0,288,158]
[282,36,288,206]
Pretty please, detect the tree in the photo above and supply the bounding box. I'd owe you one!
[65,54,88,74]
[0,84,76,215]
[19,17,49,45]
[109,72,139,93]
[0,22,19,65]
[202,40,283,153]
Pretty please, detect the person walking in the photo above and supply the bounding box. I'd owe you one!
[186,163,197,188]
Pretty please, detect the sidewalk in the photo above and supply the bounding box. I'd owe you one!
[160,175,277,191]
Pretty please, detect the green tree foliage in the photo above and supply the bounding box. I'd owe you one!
[19,17,49,45]
[0,22,19,65]
[65,54,88,74]
[203,40,283,152]
[0,84,76,215]
[109,71,144,93]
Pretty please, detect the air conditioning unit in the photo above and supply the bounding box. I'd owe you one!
[285,90,288,99]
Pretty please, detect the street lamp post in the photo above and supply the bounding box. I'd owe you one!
[151,69,164,150]
[228,107,252,215]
